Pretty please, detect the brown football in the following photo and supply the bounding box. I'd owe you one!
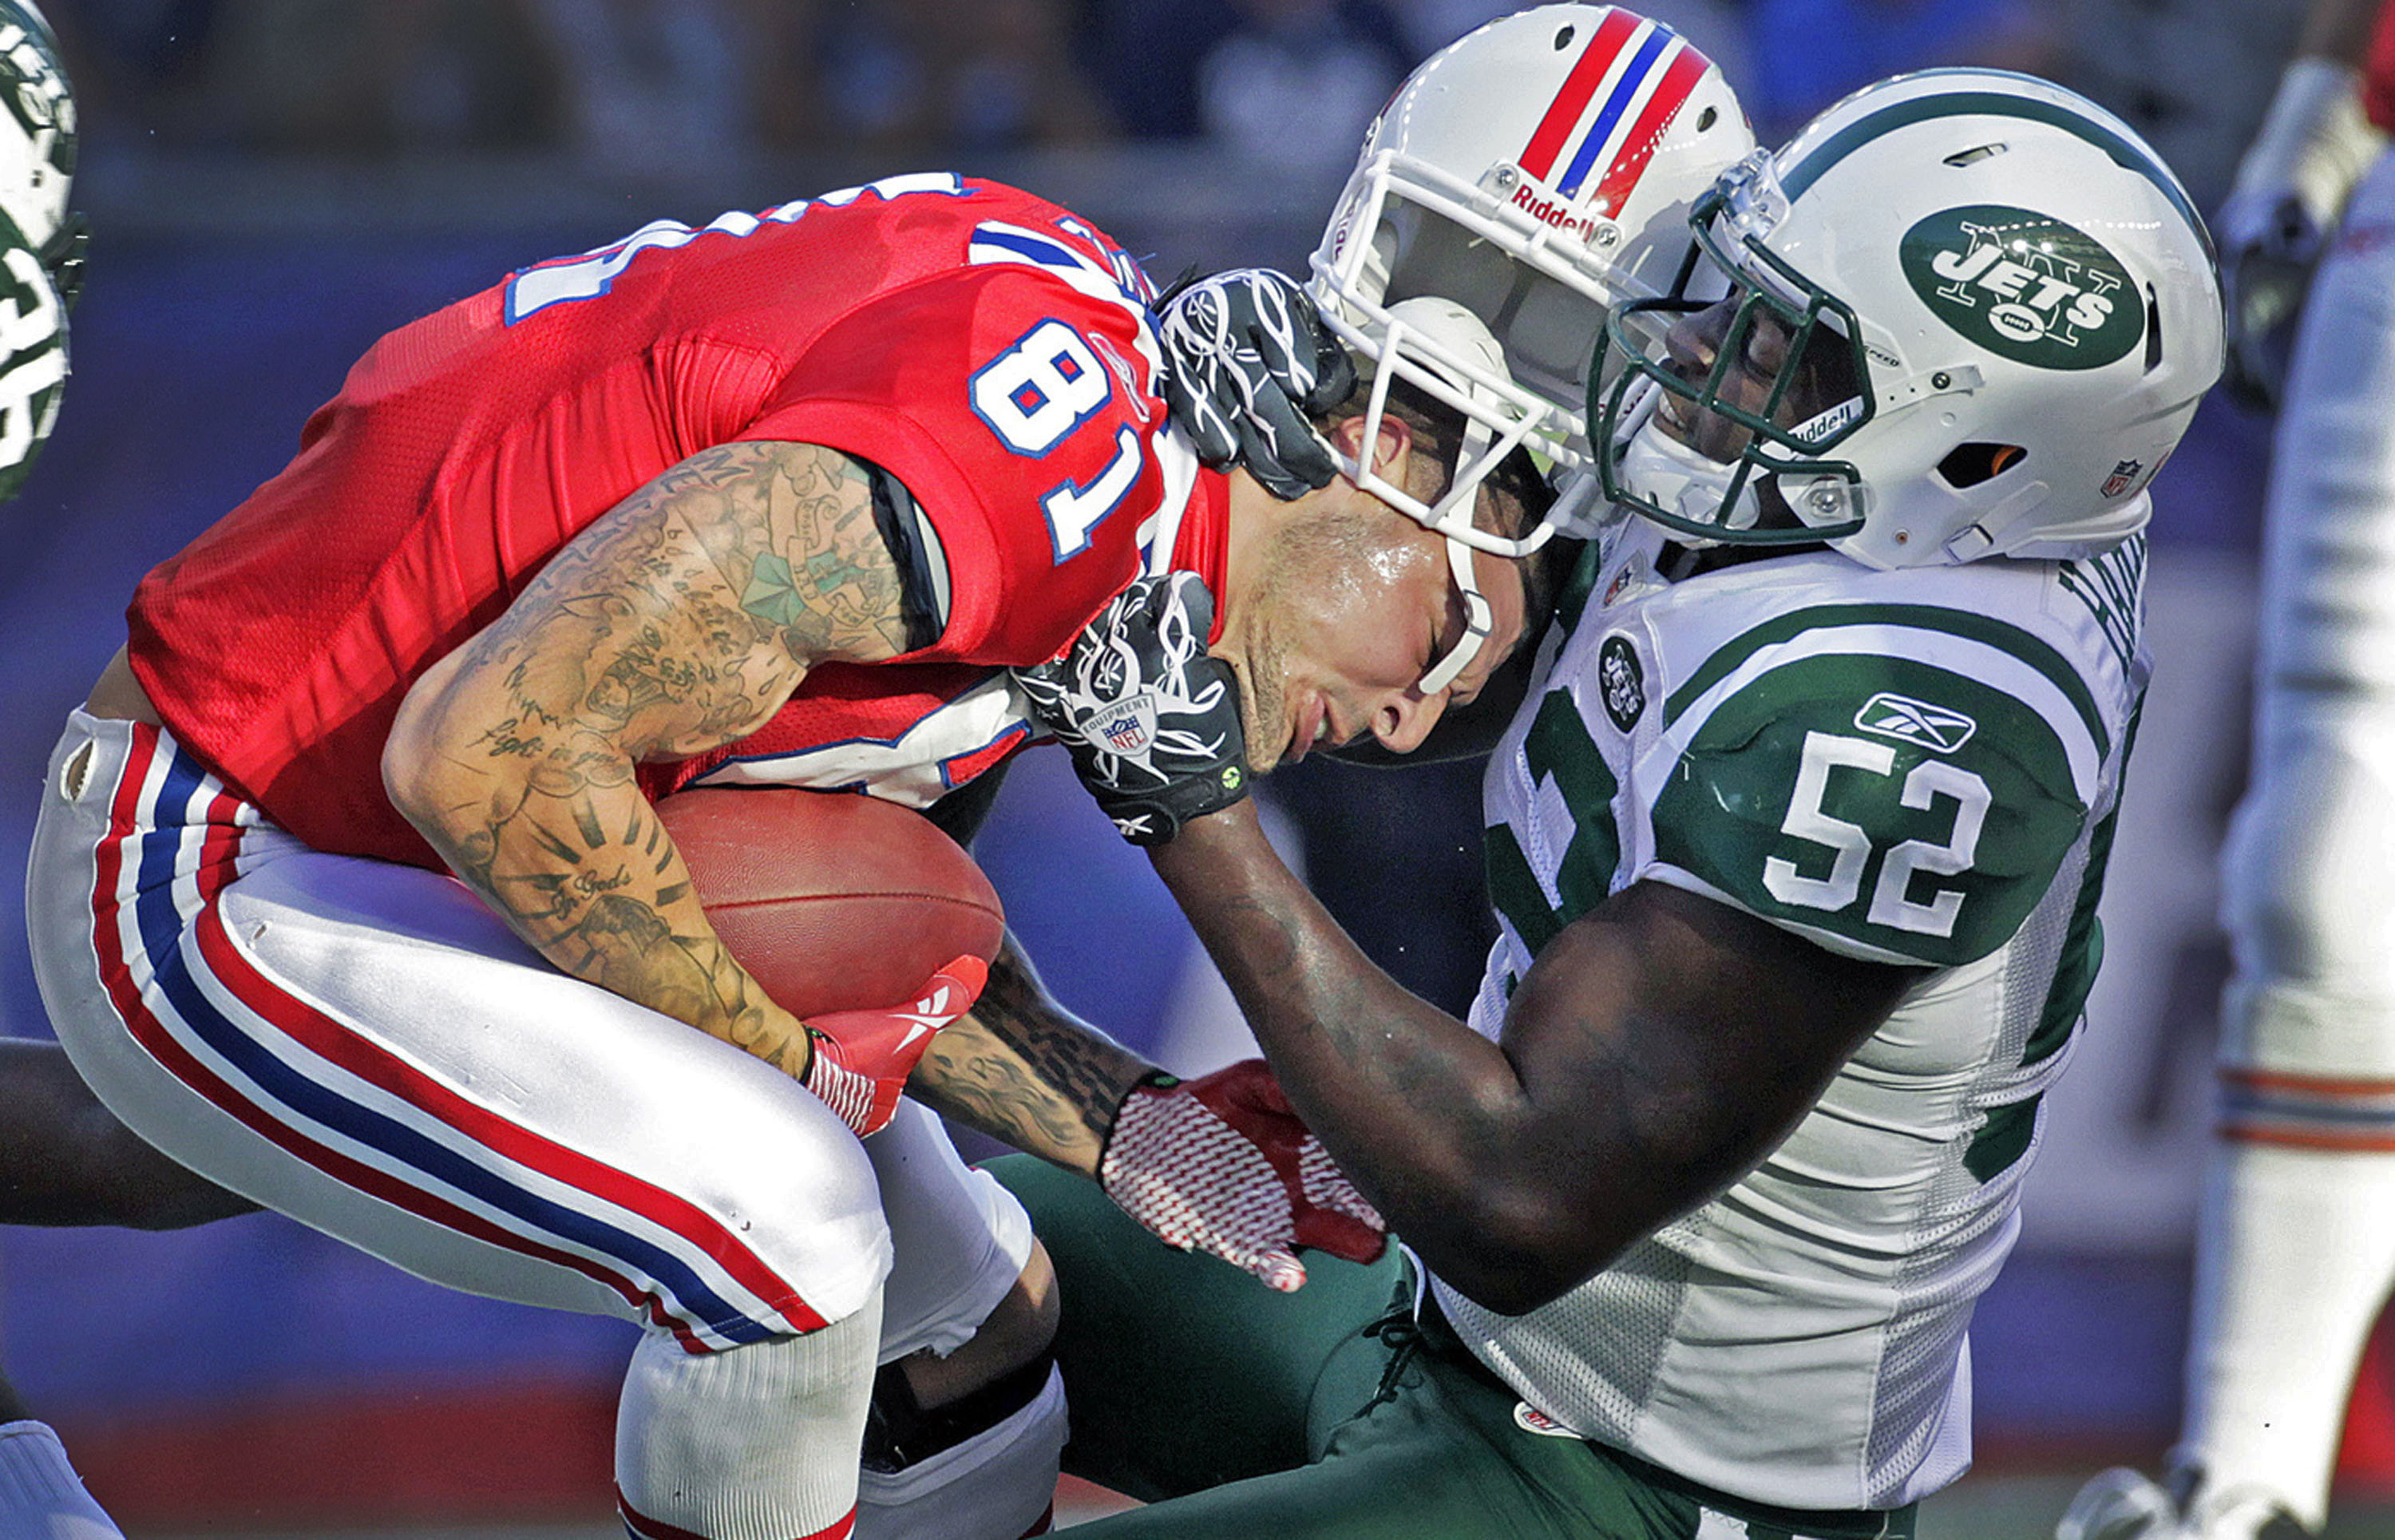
[658,786,1005,1019]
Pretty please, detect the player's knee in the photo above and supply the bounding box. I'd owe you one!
[2225,735,2395,985]
[866,1240,1058,1469]
[855,1250,1066,1540]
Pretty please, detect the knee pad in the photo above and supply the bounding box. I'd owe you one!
[855,1356,1067,1540]
[2221,728,2395,1074]
[863,1345,1057,1474]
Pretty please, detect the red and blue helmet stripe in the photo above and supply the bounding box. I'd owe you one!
[1516,8,1714,217]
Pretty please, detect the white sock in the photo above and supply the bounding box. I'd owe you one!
[0,1422,126,1540]
[2178,1138,2395,1531]
[853,1364,1065,1540]
[617,1292,882,1540]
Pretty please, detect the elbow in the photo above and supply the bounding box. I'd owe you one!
[1416,1183,1636,1318]
[381,660,477,841]
[380,693,445,833]
[378,666,491,848]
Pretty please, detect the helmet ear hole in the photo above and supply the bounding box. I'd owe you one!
[1937,442,2027,489]
[2143,283,2164,372]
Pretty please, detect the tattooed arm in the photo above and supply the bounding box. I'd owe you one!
[909,933,1154,1174]
[1148,802,1917,1315]
[385,440,912,1077]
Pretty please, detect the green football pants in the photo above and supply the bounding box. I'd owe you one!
[987,1156,1918,1540]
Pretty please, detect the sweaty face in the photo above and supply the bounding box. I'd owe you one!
[1220,502,1526,773]
[1650,295,1862,464]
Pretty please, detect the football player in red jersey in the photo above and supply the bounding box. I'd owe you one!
[21,166,1549,1539]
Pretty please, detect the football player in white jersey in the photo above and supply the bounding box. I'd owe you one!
[2061,1,2395,1537]
[998,57,2225,1540]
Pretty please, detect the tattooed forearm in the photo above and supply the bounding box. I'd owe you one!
[906,937,1153,1174]
[912,1035,1097,1169]
[385,439,915,1077]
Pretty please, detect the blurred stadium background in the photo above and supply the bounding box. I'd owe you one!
[0,0,2386,1534]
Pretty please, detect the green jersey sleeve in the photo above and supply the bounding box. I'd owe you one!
[1644,647,2093,967]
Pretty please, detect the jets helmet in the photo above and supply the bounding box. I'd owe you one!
[1311,3,1754,562]
[1595,68,2225,569]
[0,3,73,282]
[0,0,73,501]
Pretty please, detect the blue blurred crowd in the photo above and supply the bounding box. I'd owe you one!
[52,0,2055,174]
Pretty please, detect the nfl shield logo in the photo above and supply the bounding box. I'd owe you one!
[2102,459,2142,498]
[1099,692,1159,756]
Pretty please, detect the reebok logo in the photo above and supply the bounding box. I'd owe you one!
[1854,692,1977,753]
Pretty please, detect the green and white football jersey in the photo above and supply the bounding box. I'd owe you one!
[1437,514,2148,1512]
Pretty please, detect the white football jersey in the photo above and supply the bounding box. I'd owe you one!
[1435,512,2150,1512]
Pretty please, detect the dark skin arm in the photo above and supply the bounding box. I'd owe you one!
[0,1040,257,1230]
[2297,0,2380,64]
[1149,801,1919,1316]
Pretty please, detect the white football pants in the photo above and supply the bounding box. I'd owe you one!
[2195,147,2395,1532]
[25,712,1037,1536]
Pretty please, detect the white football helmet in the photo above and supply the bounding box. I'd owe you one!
[1312,2,1754,562]
[0,2,73,268]
[1595,68,2225,569]
[0,0,70,501]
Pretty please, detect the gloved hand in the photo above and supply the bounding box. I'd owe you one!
[1013,572,1250,846]
[1156,268,1358,500]
[1100,1058,1386,1292]
[802,954,988,1136]
[2219,188,2328,412]
[2216,58,2389,410]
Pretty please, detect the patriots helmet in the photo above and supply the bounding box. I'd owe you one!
[1310,3,1754,562]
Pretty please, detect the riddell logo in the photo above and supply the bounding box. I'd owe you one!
[1510,183,1609,245]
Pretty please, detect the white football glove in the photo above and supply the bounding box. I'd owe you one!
[2218,58,2390,409]
[1099,1058,1385,1292]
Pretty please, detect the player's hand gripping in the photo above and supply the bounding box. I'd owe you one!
[802,955,988,1136]
[1013,572,1250,846]
[1100,1058,1386,1292]
[1156,268,1357,500]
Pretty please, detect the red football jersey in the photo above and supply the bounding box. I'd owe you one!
[128,174,1221,867]
[2367,0,2395,132]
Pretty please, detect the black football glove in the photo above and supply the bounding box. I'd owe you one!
[1014,573,1250,846]
[1155,268,1358,501]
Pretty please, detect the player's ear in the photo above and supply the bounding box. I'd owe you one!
[1325,411,1414,477]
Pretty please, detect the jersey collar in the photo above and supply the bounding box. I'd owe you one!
[1160,468,1231,644]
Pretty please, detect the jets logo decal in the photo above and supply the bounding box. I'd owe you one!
[1900,204,2142,370]
[1598,635,1645,733]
